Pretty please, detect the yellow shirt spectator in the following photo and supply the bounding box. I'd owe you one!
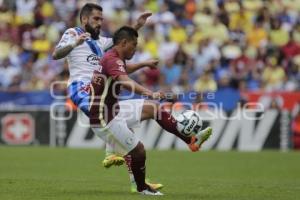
[182,37,198,56]
[282,0,300,11]
[193,72,217,93]
[269,28,289,47]
[262,65,286,90]
[247,24,267,47]
[202,19,229,44]
[143,37,158,58]
[191,27,204,44]
[225,1,240,13]
[145,0,159,13]
[0,41,11,60]
[193,11,214,27]
[32,36,51,59]
[197,0,217,13]
[293,28,300,43]
[169,24,187,44]
[230,8,253,32]
[41,1,55,18]
[243,0,264,11]
[0,10,13,24]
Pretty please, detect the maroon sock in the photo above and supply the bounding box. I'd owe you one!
[127,143,147,192]
[130,156,146,191]
[156,109,191,144]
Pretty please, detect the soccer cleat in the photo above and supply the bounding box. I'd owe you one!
[138,184,164,196]
[131,179,164,193]
[188,127,212,152]
[102,154,125,168]
[147,182,164,191]
[139,189,164,196]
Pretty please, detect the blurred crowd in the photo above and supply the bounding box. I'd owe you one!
[0,0,300,94]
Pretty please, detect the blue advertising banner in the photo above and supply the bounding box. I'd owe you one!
[0,91,54,106]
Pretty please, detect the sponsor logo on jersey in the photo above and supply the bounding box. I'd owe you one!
[87,54,100,65]
[116,59,125,72]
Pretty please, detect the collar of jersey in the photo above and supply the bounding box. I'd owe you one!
[74,27,103,57]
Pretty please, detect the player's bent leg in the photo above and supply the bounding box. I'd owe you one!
[142,100,191,144]
[141,100,212,152]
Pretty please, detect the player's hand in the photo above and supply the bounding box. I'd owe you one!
[74,32,91,46]
[144,59,159,69]
[152,91,166,100]
[164,93,178,102]
[135,12,152,29]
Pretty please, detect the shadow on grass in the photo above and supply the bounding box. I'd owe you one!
[58,188,130,197]
[57,187,214,199]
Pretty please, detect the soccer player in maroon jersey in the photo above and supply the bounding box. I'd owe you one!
[90,26,212,195]
[52,3,162,192]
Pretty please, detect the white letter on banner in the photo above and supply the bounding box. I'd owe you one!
[217,110,278,151]
[66,111,105,148]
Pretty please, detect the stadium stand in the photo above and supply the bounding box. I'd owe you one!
[0,0,299,149]
[0,0,299,113]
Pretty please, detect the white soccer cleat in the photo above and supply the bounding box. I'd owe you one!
[138,189,164,196]
[131,179,164,193]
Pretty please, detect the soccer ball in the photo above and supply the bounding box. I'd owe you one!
[176,110,202,137]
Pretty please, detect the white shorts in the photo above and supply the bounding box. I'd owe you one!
[118,99,145,128]
[92,99,144,155]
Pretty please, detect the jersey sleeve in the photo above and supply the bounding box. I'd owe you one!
[56,28,77,49]
[103,57,127,79]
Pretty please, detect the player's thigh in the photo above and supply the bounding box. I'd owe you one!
[68,81,90,116]
[92,118,139,156]
[140,100,159,120]
[118,99,145,128]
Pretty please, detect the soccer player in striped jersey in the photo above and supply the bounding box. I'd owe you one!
[90,26,212,195]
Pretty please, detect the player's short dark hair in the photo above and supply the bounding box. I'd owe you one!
[113,26,138,45]
[79,3,103,22]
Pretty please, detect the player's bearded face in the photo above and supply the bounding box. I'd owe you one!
[85,22,100,40]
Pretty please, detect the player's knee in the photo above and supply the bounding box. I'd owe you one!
[128,142,145,160]
[135,142,145,160]
[142,100,159,119]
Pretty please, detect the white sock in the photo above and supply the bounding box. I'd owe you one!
[105,143,114,156]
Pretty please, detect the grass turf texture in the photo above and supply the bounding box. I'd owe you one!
[0,146,299,200]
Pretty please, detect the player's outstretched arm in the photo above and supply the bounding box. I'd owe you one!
[117,74,164,100]
[52,32,91,60]
[126,59,159,74]
[52,44,75,60]
[133,12,152,30]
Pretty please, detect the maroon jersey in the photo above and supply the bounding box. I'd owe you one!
[89,49,127,127]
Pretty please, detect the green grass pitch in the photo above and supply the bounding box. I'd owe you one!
[0,146,299,200]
